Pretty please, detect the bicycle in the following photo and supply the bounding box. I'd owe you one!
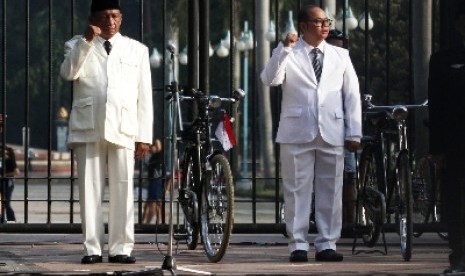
[170,85,245,263]
[412,154,448,240]
[353,148,386,250]
[356,94,427,261]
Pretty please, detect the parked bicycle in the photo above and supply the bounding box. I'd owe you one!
[356,94,427,261]
[412,154,448,240]
[170,85,245,263]
[353,147,386,251]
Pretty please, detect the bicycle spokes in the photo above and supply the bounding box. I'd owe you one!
[201,154,234,263]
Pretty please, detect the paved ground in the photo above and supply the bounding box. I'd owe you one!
[0,232,452,275]
[2,147,454,275]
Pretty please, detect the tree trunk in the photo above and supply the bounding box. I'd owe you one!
[256,0,275,185]
[412,0,432,159]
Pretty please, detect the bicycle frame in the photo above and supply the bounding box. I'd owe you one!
[170,87,244,262]
[412,154,448,240]
[178,89,244,172]
[364,97,425,210]
[163,44,244,264]
[357,94,427,261]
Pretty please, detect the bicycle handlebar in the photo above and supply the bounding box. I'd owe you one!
[165,87,246,105]
[165,85,246,132]
[363,94,428,122]
[179,95,240,104]
[364,94,428,110]
[183,88,245,102]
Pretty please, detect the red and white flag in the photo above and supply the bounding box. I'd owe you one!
[215,112,236,151]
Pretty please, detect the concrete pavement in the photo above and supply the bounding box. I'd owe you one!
[2,146,453,275]
[0,232,451,275]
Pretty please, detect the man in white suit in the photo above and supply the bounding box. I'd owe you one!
[60,0,153,264]
[261,5,362,262]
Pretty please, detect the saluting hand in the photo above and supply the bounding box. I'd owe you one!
[283,33,299,48]
[84,24,101,42]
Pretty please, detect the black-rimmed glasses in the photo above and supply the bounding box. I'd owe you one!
[308,18,332,27]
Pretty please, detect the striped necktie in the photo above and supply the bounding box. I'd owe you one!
[312,48,322,82]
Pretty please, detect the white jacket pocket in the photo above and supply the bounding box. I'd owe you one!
[120,57,139,82]
[120,105,138,136]
[69,97,94,131]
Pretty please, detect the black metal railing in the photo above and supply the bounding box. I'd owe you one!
[0,0,446,233]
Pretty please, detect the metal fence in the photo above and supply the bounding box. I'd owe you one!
[0,0,450,233]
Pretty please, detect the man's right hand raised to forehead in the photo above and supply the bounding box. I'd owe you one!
[84,24,101,42]
[283,33,299,48]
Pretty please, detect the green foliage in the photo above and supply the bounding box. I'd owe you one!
[345,0,412,105]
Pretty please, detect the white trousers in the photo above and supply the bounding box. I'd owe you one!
[280,134,344,253]
[75,141,135,256]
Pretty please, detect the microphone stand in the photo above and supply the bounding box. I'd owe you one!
[116,50,179,276]
[162,47,180,272]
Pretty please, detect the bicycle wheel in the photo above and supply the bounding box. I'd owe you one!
[412,156,434,237]
[357,146,384,247]
[279,202,289,238]
[429,167,448,240]
[201,154,234,263]
[434,210,448,241]
[179,150,200,250]
[395,151,413,261]
[432,201,448,240]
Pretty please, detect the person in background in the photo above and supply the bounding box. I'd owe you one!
[59,0,153,264]
[261,5,362,263]
[326,29,357,225]
[2,147,19,223]
[163,168,182,201]
[142,139,164,224]
[325,28,346,47]
[27,148,34,171]
[428,2,465,273]
[0,114,19,223]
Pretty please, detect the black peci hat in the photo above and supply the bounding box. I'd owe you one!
[91,0,121,13]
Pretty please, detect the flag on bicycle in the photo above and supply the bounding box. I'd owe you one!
[215,112,236,151]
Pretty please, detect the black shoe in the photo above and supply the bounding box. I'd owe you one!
[109,255,136,264]
[315,249,343,262]
[289,250,308,262]
[81,255,102,264]
[443,264,465,274]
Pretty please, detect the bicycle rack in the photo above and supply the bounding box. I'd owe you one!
[351,187,388,256]
[351,152,388,256]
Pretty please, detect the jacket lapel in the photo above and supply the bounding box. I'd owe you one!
[320,44,334,85]
[293,40,318,84]
[318,45,341,102]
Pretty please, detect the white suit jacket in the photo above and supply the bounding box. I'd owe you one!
[60,33,153,150]
[261,39,362,146]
